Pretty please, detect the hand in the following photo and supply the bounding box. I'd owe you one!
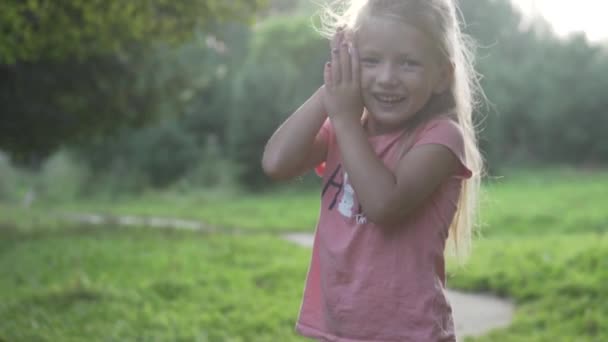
[323,28,364,124]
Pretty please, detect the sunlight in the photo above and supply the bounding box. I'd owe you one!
[512,0,608,42]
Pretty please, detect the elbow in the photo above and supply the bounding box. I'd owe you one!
[261,152,289,181]
[366,211,401,228]
[365,201,414,228]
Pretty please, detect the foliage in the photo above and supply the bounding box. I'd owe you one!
[4,0,608,191]
[0,1,264,161]
[0,0,264,64]
[0,152,18,202]
[67,24,250,191]
[37,150,90,202]
[178,135,242,190]
[41,168,608,235]
[87,119,200,189]
[460,0,608,169]
[1,169,607,341]
[228,14,328,188]
[0,228,308,341]
[450,234,608,341]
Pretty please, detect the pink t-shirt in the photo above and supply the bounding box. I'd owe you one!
[296,117,472,342]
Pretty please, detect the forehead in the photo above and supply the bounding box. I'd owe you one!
[355,16,437,58]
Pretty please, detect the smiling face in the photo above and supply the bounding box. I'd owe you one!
[355,16,450,135]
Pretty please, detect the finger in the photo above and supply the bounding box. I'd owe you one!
[330,31,342,84]
[340,40,351,83]
[350,41,360,85]
[324,62,332,88]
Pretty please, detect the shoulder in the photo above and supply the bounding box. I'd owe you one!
[414,116,464,152]
[416,114,463,139]
[410,115,471,179]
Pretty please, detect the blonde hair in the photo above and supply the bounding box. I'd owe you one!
[317,0,485,261]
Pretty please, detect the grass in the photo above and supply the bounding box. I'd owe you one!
[0,227,310,342]
[53,188,322,233]
[448,234,607,341]
[1,167,607,341]
[31,167,608,237]
[480,168,608,236]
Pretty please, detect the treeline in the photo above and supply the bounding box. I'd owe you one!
[2,0,607,199]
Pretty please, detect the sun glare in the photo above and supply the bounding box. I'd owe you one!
[511,0,608,42]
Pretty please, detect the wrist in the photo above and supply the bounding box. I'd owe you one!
[330,115,361,132]
[315,86,329,117]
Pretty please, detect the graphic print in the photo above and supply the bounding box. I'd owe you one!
[322,164,367,224]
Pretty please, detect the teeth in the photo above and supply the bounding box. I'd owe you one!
[376,95,405,103]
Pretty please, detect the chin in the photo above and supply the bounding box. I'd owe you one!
[366,110,415,133]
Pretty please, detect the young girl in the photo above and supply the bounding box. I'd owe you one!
[262,0,483,340]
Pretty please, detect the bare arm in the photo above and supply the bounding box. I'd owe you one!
[261,86,328,180]
[323,29,460,227]
[332,117,460,227]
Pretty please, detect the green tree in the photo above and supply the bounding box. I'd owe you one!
[460,0,608,168]
[0,0,265,162]
[72,25,250,190]
[228,14,328,188]
[0,0,263,64]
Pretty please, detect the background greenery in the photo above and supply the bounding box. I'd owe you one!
[1,169,607,341]
[2,0,607,194]
[1,0,607,340]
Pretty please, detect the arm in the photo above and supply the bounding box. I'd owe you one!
[332,118,460,226]
[261,86,328,180]
[324,28,460,227]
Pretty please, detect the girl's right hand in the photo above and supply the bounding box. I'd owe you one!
[323,28,364,124]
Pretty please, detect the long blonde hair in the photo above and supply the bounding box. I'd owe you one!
[317,0,485,261]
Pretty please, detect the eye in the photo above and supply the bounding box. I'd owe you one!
[399,58,420,68]
[360,57,379,66]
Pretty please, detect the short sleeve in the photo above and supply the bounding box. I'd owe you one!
[413,119,472,179]
[318,118,332,144]
[314,118,333,177]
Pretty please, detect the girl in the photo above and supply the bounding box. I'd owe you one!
[262,0,483,340]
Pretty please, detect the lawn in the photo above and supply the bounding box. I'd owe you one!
[0,168,606,341]
[0,227,310,341]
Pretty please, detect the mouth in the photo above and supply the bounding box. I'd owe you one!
[373,93,407,105]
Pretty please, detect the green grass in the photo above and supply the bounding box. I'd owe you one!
[1,168,607,341]
[480,168,608,237]
[449,234,607,341]
[53,189,322,233]
[32,167,607,237]
[0,227,309,342]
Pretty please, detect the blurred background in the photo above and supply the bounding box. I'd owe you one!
[1,0,606,341]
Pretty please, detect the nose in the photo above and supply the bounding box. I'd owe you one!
[377,63,398,87]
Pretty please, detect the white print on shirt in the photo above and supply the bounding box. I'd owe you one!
[322,165,368,224]
[355,214,368,224]
[337,173,368,224]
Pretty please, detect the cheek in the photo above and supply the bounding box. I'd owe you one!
[359,69,373,89]
[405,72,433,92]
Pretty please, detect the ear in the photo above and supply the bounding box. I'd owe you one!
[432,61,454,95]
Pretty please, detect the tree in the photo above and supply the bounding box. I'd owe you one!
[0,0,265,162]
[0,1,263,64]
[228,14,327,188]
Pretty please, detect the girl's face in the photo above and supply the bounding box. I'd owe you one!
[355,16,450,135]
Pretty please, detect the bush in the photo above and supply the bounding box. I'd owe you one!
[178,134,241,190]
[38,150,89,202]
[0,152,18,203]
[228,14,327,189]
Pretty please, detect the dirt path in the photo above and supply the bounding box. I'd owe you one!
[284,233,514,341]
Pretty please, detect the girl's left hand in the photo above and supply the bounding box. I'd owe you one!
[323,28,363,123]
